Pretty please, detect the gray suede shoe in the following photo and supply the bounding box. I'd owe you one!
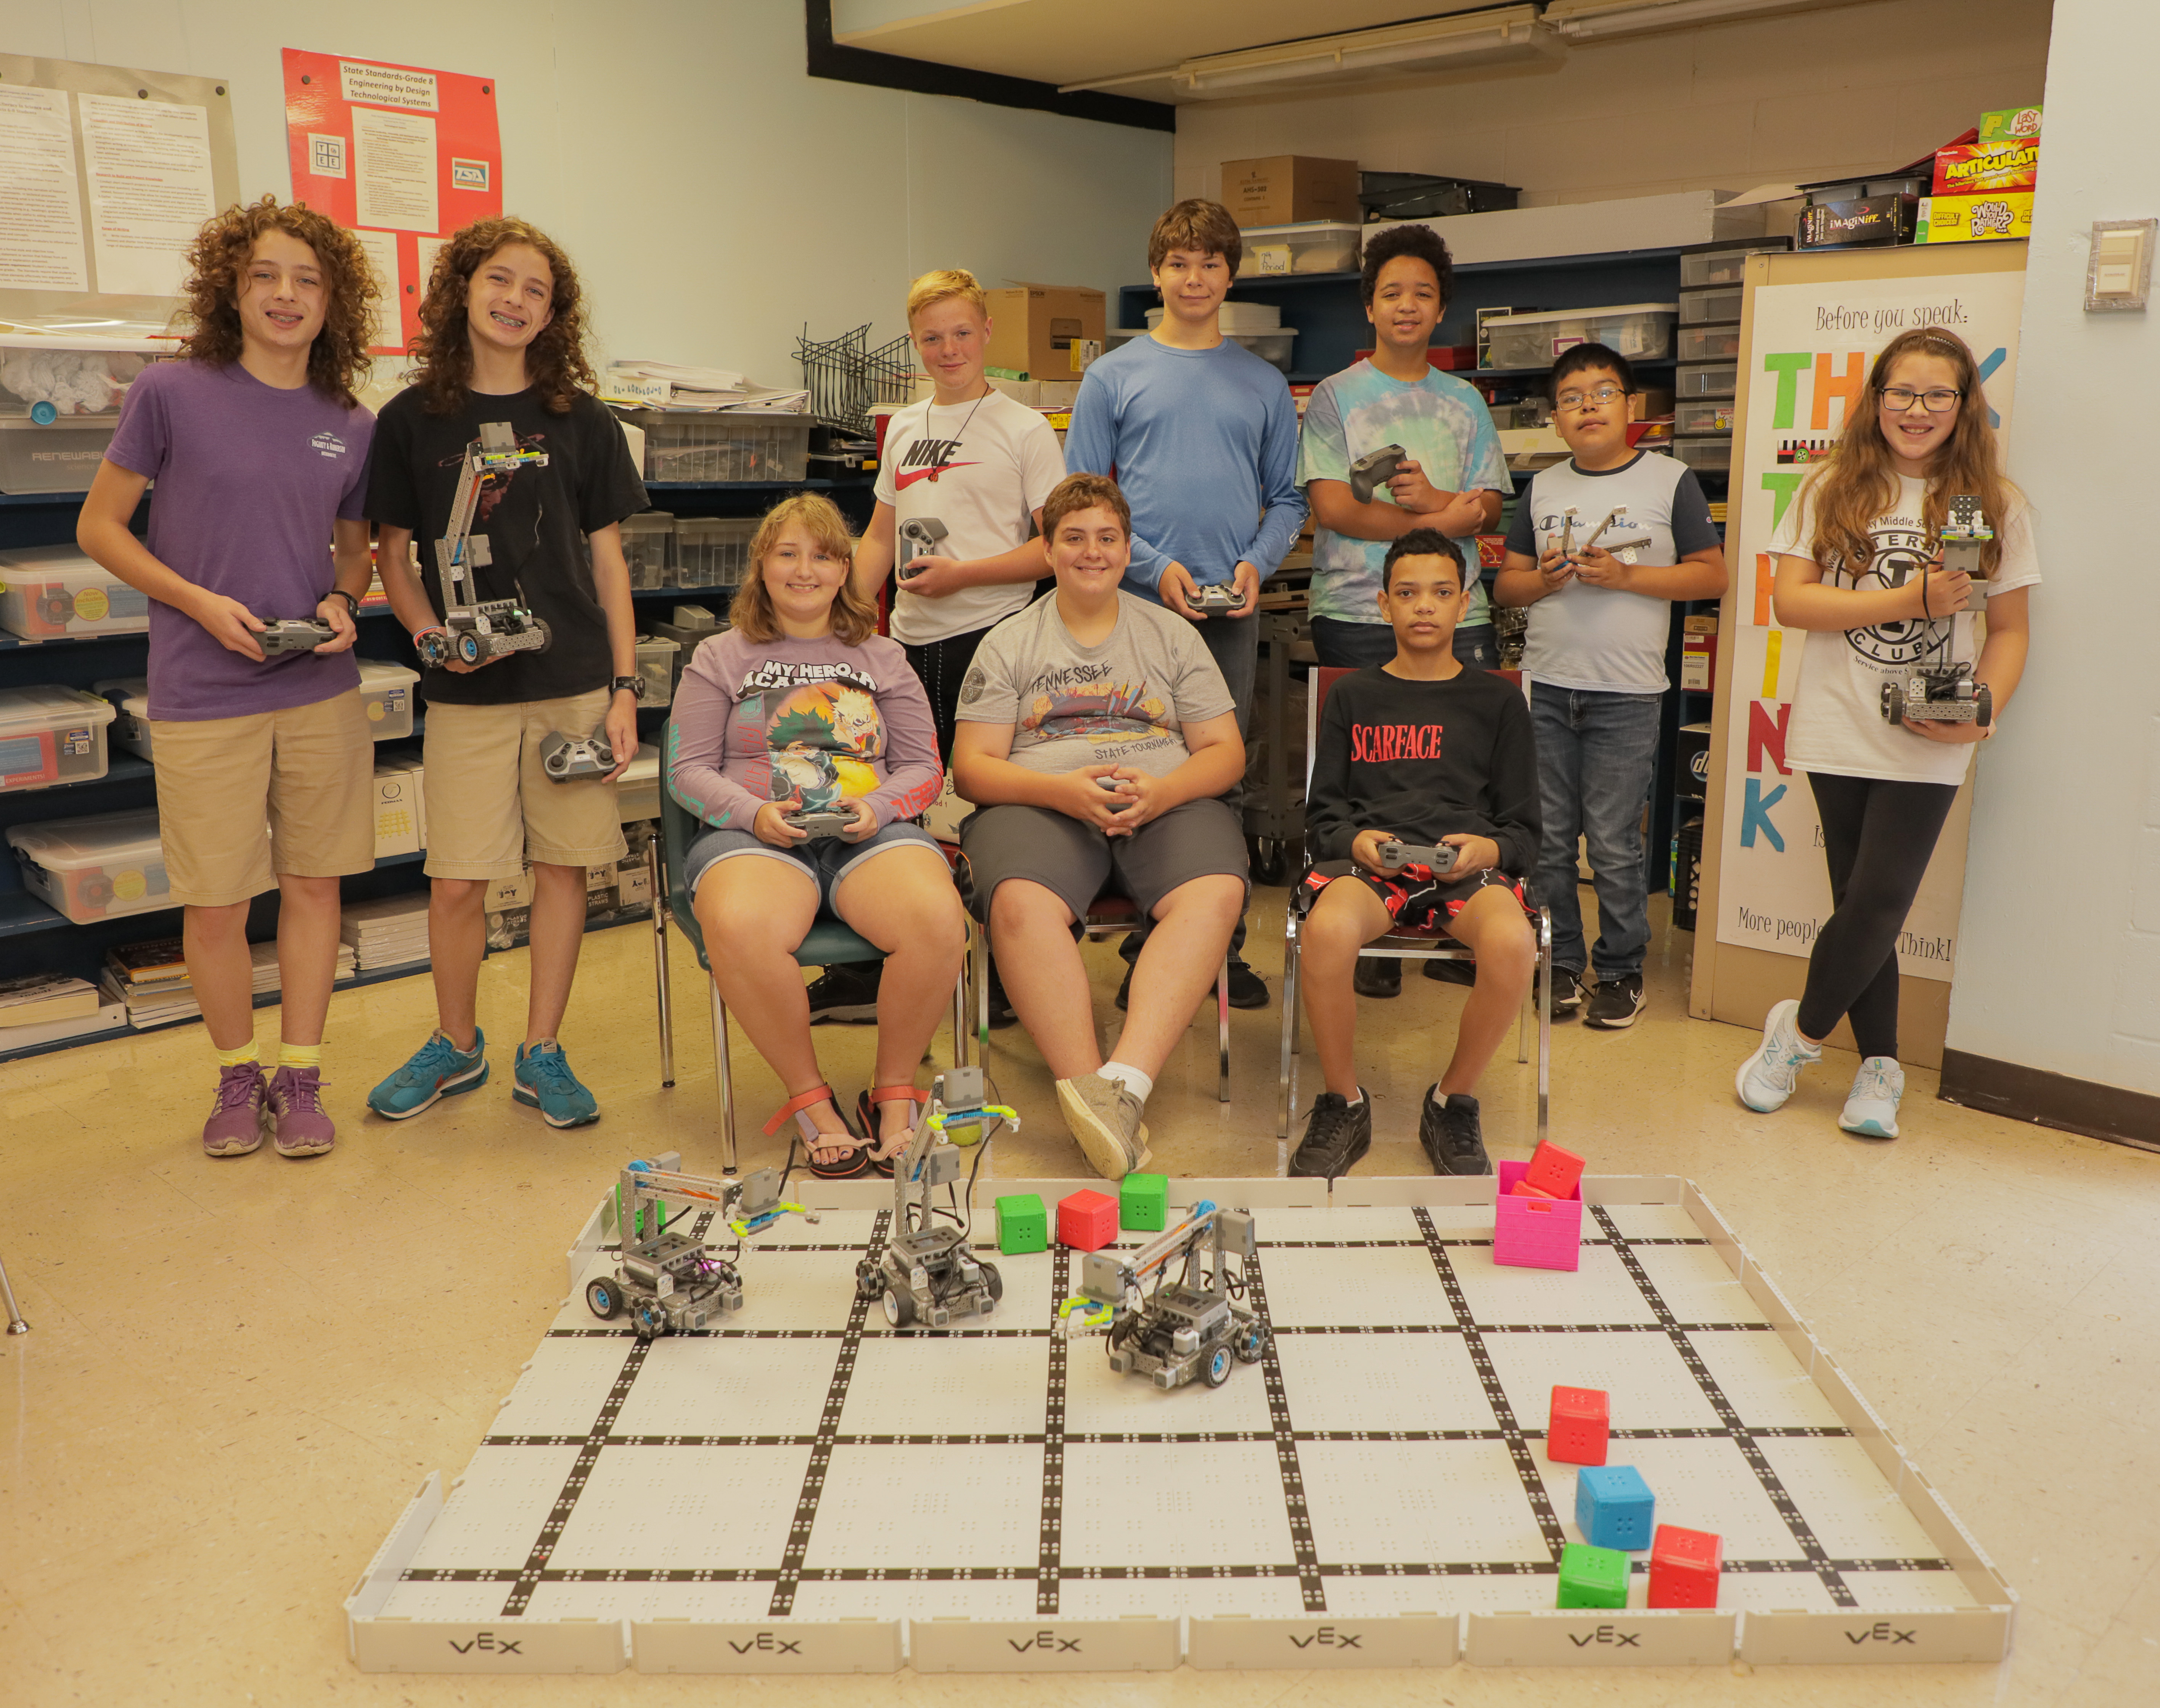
[1055,1073,1153,1181]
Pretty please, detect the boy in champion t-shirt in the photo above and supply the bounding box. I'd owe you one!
[79,196,380,1161]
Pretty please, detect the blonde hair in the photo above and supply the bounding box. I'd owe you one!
[728,493,878,645]
[906,268,987,324]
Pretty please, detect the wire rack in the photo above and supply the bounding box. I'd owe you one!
[796,324,917,436]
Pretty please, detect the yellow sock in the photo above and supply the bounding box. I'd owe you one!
[214,1040,259,1069]
[279,1040,323,1071]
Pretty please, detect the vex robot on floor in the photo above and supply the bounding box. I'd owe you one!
[1059,1200,1268,1391]
[586,1156,818,1336]
[857,1068,1018,1328]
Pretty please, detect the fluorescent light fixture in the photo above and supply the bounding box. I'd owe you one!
[1541,0,1863,40]
[1127,6,1550,98]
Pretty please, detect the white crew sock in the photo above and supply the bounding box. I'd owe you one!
[1098,1060,1154,1103]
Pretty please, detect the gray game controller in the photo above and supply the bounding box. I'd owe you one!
[257,618,336,654]
[1192,583,1248,613]
[786,809,854,839]
[896,517,948,583]
[1379,839,1459,876]
[1348,443,1408,504]
[540,727,615,781]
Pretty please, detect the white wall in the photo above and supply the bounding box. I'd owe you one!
[1171,0,2050,209]
[6,0,1172,384]
[1947,0,2160,1096]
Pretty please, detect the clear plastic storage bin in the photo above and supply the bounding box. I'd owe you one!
[1480,303,1677,370]
[0,685,115,793]
[1233,329,1297,373]
[674,516,758,589]
[1672,437,1732,475]
[624,410,812,484]
[1676,362,1738,399]
[0,333,175,419]
[1678,286,1743,325]
[619,511,675,591]
[1236,222,1362,278]
[357,659,420,740]
[616,743,661,823]
[0,545,152,638]
[0,416,116,494]
[7,808,170,923]
[1675,400,1737,435]
[634,636,678,707]
[1679,241,1790,289]
[1678,325,1743,362]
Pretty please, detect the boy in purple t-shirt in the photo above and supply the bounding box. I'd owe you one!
[78,197,379,1161]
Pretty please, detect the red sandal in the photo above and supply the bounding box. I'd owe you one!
[764,1085,871,1180]
[856,1085,931,1177]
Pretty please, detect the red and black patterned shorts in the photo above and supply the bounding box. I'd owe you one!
[1293,858,1529,937]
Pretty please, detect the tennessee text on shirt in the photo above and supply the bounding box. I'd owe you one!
[736,660,877,695]
[1350,722,1446,762]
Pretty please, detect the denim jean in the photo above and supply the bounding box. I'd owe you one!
[1528,680,1662,981]
[1309,615,1496,671]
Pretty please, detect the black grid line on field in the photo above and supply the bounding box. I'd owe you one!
[498,1336,650,1616]
[1036,1246,1072,1616]
[478,1422,1858,1450]
[1410,1206,1570,1561]
[1588,1203,1858,1608]
[1240,1240,1328,1611]
[767,1210,889,1618]
[542,1318,1781,1345]
[1256,1236,1710,1250]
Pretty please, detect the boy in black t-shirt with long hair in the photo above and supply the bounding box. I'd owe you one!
[1290,529,1540,1181]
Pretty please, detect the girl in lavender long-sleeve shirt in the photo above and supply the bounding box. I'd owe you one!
[668,494,964,1177]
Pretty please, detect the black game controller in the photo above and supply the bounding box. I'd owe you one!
[896,517,948,583]
[540,728,616,781]
[1379,839,1459,876]
[1192,583,1247,614]
[257,618,336,655]
[1348,443,1408,504]
[785,809,854,839]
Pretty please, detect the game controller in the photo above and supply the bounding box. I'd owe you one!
[1379,839,1459,876]
[1348,443,1407,504]
[896,516,948,583]
[256,618,336,655]
[540,727,617,781]
[1192,583,1247,613]
[785,809,855,838]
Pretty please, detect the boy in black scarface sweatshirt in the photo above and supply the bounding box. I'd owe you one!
[1291,528,1540,1181]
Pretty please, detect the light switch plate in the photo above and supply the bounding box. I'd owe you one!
[2086,218,2156,312]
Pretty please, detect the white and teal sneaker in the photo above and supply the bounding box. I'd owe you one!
[1736,999,1821,1113]
[367,1028,488,1120]
[514,1040,600,1128]
[1839,1057,1905,1139]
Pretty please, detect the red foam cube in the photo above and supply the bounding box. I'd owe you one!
[1509,1180,1556,1199]
[1548,1385,1610,1466]
[1648,1524,1723,1608]
[1523,1140,1586,1201]
[1057,1190,1119,1252]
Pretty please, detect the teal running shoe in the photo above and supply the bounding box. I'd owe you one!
[367,1028,488,1120]
[513,1040,599,1128]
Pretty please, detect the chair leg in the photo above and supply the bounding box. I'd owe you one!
[1517,950,1530,1066]
[1536,908,1552,1148]
[1217,955,1231,1104]
[651,835,675,1090]
[708,979,737,1175]
[974,924,990,1063]
[1277,917,1301,1141]
[950,953,969,1072]
[0,1249,28,1335]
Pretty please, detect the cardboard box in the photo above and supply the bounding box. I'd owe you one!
[1932,139,2039,196]
[484,867,532,912]
[1221,155,1360,228]
[1916,192,2034,244]
[1681,621,1718,694]
[1798,195,1916,249]
[982,286,1105,381]
[372,763,422,858]
[1978,104,2042,144]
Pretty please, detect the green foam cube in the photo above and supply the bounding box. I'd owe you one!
[1119,1172,1168,1232]
[995,1194,1047,1255]
[1556,1541,1630,1610]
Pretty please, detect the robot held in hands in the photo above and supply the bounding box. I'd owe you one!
[1881,495,1994,729]
[415,422,554,669]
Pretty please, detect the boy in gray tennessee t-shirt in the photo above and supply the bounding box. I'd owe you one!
[953,474,1249,1183]
[1493,345,1727,1030]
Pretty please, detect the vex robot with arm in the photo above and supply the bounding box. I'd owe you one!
[1882,494,1993,728]
[856,1068,1017,1328]
[585,1155,817,1337]
[1059,1201,1268,1390]
[415,421,554,669]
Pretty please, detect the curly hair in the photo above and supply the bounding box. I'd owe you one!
[1360,221,1454,310]
[730,494,877,646]
[407,218,598,416]
[173,195,378,406]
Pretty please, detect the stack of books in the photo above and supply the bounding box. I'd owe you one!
[0,971,121,1051]
[99,936,358,1029]
[340,894,431,974]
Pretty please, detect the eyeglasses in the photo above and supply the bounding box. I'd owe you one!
[1555,385,1626,412]
[1879,385,1963,414]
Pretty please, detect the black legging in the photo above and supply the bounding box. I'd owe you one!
[1796,771,1960,1060]
[903,626,990,764]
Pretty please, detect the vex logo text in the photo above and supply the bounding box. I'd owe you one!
[1846,1621,1918,1645]
[447,1631,521,1655]
[1287,1625,1363,1650]
[1006,1630,1082,1653]
[1567,1624,1642,1648]
[727,1632,802,1655]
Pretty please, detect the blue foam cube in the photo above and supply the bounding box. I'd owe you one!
[1575,1464,1656,1551]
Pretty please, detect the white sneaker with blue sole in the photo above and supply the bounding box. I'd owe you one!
[1839,1056,1904,1139]
[1735,998,1820,1113]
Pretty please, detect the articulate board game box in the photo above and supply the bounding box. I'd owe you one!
[1933,139,2039,196]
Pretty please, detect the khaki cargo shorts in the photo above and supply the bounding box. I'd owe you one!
[422,689,627,880]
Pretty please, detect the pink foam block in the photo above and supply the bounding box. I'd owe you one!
[1057,1190,1119,1252]
[1493,1159,1582,1271]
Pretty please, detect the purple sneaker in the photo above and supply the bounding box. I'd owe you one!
[202,1063,269,1157]
[268,1065,336,1157]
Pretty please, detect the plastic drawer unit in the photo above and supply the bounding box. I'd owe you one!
[0,685,116,793]
[1672,437,1733,476]
[619,510,675,590]
[1676,362,1739,399]
[0,546,153,639]
[1481,303,1677,370]
[0,417,116,494]
[673,516,757,589]
[623,409,812,485]
[1679,239,1791,289]
[1678,325,1743,363]
[7,808,171,924]
[1678,286,1743,325]
[1675,400,1737,436]
[1236,221,1361,278]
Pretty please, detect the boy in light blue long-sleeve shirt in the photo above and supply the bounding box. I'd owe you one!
[1065,198,1308,1006]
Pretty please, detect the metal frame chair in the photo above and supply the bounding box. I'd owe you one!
[652,786,968,1173]
[1277,665,1551,1146]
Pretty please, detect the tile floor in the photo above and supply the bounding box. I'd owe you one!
[1,889,2153,1704]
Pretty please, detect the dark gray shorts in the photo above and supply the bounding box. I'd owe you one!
[955,799,1249,926]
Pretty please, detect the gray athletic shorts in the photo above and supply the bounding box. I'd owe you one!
[685,818,941,909]
[955,799,1249,927]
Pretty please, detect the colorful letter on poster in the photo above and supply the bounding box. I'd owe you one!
[281,51,501,353]
[1713,271,2026,980]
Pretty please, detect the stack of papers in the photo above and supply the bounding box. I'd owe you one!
[98,937,358,1029]
[341,894,433,973]
[601,363,808,414]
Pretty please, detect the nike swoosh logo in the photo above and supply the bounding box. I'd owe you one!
[894,461,980,489]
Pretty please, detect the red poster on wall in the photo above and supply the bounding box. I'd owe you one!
[281,50,503,355]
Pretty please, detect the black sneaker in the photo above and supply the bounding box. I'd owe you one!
[1353,955,1401,997]
[1226,959,1270,1010]
[806,961,881,1023]
[1115,963,1132,1011]
[1418,1085,1492,1176]
[1422,954,1475,987]
[1539,965,1585,1019]
[985,965,1017,1029]
[1289,1089,1372,1180]
[1583,971,1645,1031]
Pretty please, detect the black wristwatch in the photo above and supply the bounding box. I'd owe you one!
[328,589,360,616]
[610,674,646,700]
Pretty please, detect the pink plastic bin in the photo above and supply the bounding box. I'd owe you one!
[1493,1158,1583,1271]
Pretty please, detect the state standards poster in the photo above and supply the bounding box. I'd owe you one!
[281,51,503,354]
[1713,266,2027,978]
